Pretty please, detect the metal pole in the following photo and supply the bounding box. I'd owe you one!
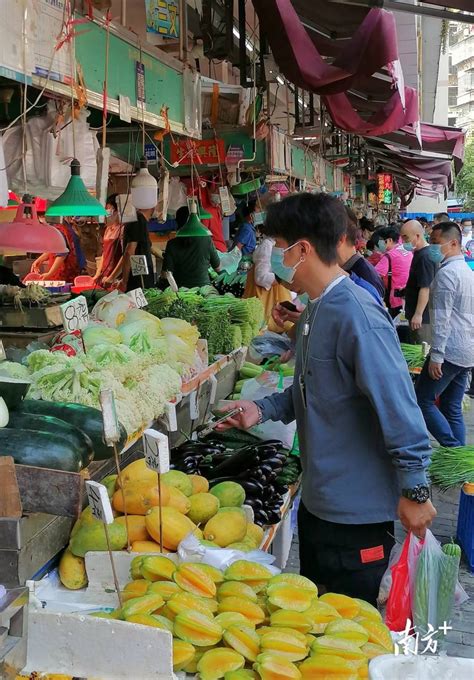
[121,0,127,27]
[238,0,247,88]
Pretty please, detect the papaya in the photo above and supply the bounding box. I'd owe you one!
[217,596,265,626]
[173,640,196,671]
[167,485,192,514]
[319,593,360,619]
[101,474,118,497]
[130,555,144,579]
[122,579,150,601]
[188,492,220,524]
[189,474,209,494]
[244,523,264,548]
[224,624,260,662]
[311,635,366,663]
[224,560,273,583]
[140,554,176,581]
[174,610,223,646]
[266,583,313,612]
[268,573,317,595]
[215,612,254,630]
[162,469,193,496]
[253,652,302,680]
[131,540,162,552]
[324,619,369,646]
[269,610,312,634]
[115,515,149,543]
[69,521,127,557]
[226,542,253,552]
[204,508,247,547]
[145,506,199,551]
[259,630,308,661]
[210,481,246,507]
[353,618,393,651]
[195,563,224,584]
[173,563,216,598]
[112,481,169,515]
[121,593,165,620]
[167,592,215,619]
[148,580,181,601]
[58,549,88,590]
[218,581,258,603]
[197,648,245,680]
[126,613,173,632]
[299,654,358,679]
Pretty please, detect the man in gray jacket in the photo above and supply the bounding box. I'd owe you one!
[219,193,436,605]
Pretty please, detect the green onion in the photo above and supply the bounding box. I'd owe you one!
[429,446,474,490]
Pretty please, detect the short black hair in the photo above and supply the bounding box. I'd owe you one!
[417,216,428,224]
[106,194,118,211]
[434,212,449,222]
[344,207,360,246]
[461,218,472,225]
[431,221,462,245]
[242,203,255,219]
[376,226,400,243]
[176,205,189,229]
[263,193,347,265]
[360,217,375,233]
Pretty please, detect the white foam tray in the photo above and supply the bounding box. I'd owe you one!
[369,654,474,679]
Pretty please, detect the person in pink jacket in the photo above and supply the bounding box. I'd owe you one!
[375,226,413,318]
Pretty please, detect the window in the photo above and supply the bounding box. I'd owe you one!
[449,85,458,107]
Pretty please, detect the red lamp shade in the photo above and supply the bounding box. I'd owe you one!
[0,196,68,253]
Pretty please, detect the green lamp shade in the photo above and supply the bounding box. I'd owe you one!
[197,204,212,219]
[46,159,107,217]
[176,212,212,237]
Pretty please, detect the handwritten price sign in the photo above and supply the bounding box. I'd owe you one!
[85,481,114,524]
[100,389,120,446]
[130,255,149,277]
[128,287,148,308]
[143,429,170,473]
[60,295,89,333]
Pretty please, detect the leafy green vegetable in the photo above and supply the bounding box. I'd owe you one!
[429,446,474,490]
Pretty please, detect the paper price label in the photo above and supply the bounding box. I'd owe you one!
[219,186,232,215]
[119,94,131,123]
[0,340,5,362]
[60,295,89,333]
[143,429,170,473]
[86,481,114,524]
[208,374,218,405]
[166,402,178,432]
[100,389,120,445]
[189,391,199,420]
[130,255,149,276]
[128,287,148,308]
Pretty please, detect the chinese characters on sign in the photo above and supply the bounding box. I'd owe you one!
[377,173,393,205]
[394,619,452,656]
[60,295,89,333]
[170,138,226,166]
[145,0,179,38]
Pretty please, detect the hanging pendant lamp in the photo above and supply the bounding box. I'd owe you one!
[197,204,212,220]
[131,157,158,210]
[0,195,69,253]
[46,159,107,217]
[177,201,211,237]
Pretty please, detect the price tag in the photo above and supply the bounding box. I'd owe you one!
[128,288,148,308]
[219,186,232,215]
[60,295,89,333]
[130,255,149,276]
[100,389,120,445]
[0,340,5,362]
[189,390,199,420]
[119,94,131,123]
[143,429,170,473]
[208,374,218,405]
[165,271,179,293]
[166,402,178,432]
[85,480,114,524]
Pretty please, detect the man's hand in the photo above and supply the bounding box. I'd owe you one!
[410,313,423,331]
[398,497,437,539]
[215,400,260,431]
[428,360,443,380]
[272,302,304,328]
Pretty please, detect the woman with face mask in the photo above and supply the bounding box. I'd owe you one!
[374,226,412,319]
[93,194,124,287]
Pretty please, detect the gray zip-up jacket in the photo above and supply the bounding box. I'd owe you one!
[256,277,431,524]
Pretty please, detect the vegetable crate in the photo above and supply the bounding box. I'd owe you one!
[456,488,474,572]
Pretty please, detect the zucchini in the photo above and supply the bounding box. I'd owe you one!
[0,429,83,472]
[6,412,94,467]
[15,400,127,460]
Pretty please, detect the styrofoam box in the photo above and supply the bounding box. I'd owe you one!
[369,654,474,679]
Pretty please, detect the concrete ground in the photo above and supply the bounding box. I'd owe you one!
[284,400,474,658]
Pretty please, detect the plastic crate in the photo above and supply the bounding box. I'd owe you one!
[456,488,474,572]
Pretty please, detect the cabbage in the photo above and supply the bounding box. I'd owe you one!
[122,308,162,332]
[26,349,68,373]
[0,360,33,381]
[82,325,122,350]
[160,318,200,349]
[165,334,195,366]
[91,291,134,327]
[86,344,135,368]
[119,319,162,346]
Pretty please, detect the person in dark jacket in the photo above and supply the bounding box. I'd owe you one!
[338,208,385,298]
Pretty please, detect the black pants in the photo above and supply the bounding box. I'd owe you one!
[298,503,394,606]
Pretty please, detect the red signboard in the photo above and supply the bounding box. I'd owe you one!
[170,138,226,165]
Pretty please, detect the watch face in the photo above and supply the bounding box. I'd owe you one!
[416,486,430,503]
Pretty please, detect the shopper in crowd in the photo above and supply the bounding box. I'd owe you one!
[338,208,384,299]
[233,204,257,255]
[374,226,412,318]
[31,219,85,282]
[162,206,221,288]
[461,217,473,253]
[219,193,435,606]
[400,219,437,343]
[93,195,123,287]
[434,212,449,225]
[416,221,474,447]
[119,206,155,292]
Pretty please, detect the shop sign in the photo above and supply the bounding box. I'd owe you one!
[170,138,225,165]
[144,143,157,162]
[145,1,179,39]
[378,173,393,205]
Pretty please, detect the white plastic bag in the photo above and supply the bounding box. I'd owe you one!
[178,533,279,574]
[167,176,188,216]
[218,247,241,274]
[241,371,296,449]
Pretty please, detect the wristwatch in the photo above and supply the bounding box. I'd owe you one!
[255,403,264,425]
[402,485,430,504]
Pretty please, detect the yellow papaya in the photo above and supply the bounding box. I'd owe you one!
[69,521,127,557]
[218,596,266,626]
[115,515,149,543]
[324,619,369,646]
[147,580,181,601]
[197,648,245,680]
[119,459,157,486]
[140,554,177,581]
[101,474,118,497]
[113,481,169,515]
[260,630,308,661]
[188,492,220,524]
[204,508,248,547]
[167,485,192,514]
[173,639,196,671]
[319,593,360,619]
[299,654,358,679]
[311,635,366,663]
[145,506,199,551]
[173,562,217,598]
[218,581,258,603]
[189,474,209,494]
[162,470,194,496]
[174,610,223,646]
[254,652,302,680]
[131,540,162,552]
[121,593,165,620]
[224,624,260,662]
[269,610,313,634]
[58,549,88,590]
[245,523,264,548]
[266,582,313,612]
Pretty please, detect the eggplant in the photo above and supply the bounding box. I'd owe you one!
[263,457,286,470]
[238,480,264,496]
[267,511,282,524]
[209,446,258,478]
[246,498,263,510]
